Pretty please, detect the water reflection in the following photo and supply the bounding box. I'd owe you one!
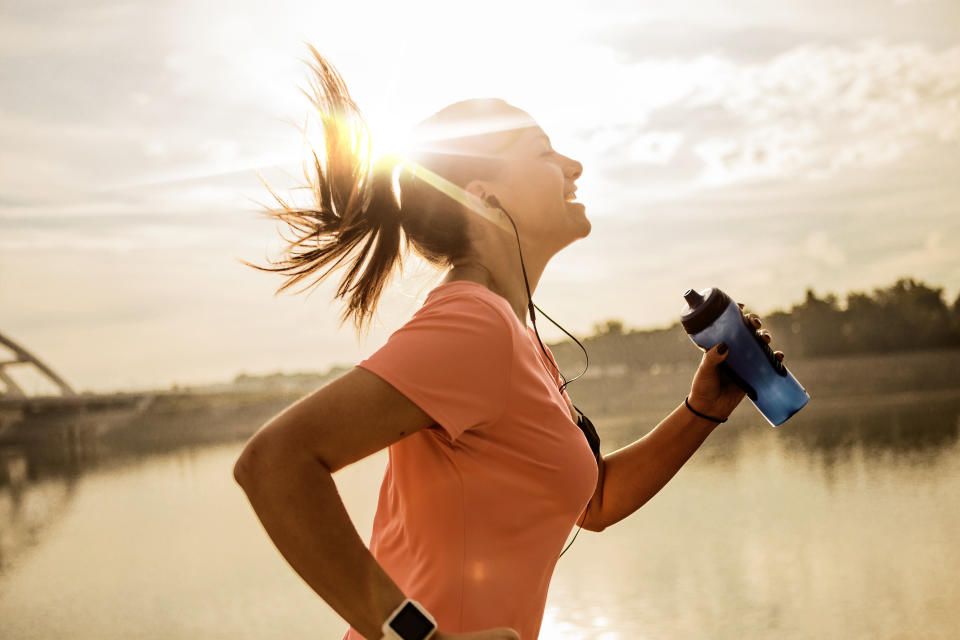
[0,395,958,638]
[0,447,79,575]
[545,395,960,639]
[780,395,960,456]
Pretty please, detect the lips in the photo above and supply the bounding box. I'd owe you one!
[564,187,578,201]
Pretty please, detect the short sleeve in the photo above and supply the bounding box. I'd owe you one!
[356,293,514,443]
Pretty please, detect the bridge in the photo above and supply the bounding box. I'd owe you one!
[0,331,156,440]
[0,331,78,398]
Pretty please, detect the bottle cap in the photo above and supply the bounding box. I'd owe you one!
[680,287,732,334]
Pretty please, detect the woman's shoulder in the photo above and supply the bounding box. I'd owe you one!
[420,280,519,332]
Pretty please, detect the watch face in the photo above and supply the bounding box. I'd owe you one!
[388,601,435,640]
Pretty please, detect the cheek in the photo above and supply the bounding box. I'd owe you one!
[524,167,563,205]
[503,164,563,222]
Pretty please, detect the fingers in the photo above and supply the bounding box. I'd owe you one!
[756,324,786,360]
[744,312,769,339]
[711,339,785,361]
[739,305,786,360]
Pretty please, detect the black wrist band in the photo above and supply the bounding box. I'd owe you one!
[684,396,727,423]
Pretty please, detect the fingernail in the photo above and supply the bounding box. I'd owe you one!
[717,343,728,354]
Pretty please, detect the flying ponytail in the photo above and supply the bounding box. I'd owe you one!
[237,45,409,336]
[239,44,533,336]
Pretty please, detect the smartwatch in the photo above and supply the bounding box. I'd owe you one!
[380,597,437,640]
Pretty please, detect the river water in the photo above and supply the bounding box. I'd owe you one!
[1,396,958,639]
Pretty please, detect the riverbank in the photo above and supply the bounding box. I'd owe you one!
[2,348,957,467]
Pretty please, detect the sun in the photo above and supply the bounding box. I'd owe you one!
[364,111,418,168]
[294,104,410,182]
[298,103,526,235]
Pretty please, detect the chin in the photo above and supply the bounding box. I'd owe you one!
[562,202,591,235]
[556,220,591,252]
[574,212,591,238]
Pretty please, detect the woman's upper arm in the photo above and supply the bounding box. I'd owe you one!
[234,366,436,477]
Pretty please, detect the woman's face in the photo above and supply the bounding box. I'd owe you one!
[471,120,588,252]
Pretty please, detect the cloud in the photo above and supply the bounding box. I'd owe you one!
[696,39,960,178]
[596,21,850,65]
[586,2,960,56]
[804,231,848,267]
[692,123,819,186]
[572,39,960,191]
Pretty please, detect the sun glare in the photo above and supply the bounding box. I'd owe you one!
[344,107,541,235]
[367,114,412,166]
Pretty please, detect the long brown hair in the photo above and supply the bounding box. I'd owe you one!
[238,44,534,336]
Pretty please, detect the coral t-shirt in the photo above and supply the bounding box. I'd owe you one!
[341,280,599,640]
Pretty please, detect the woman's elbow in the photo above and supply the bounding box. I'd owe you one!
[233,448,254,487]
[233,437,270,487]
[584,511,607,533]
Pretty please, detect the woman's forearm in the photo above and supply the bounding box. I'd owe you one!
[595,399,721,530]
[234,445,405,640]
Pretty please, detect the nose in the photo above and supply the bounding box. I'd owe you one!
[564,155,583,181]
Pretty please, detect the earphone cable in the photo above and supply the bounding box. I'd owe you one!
[487,196,593,559]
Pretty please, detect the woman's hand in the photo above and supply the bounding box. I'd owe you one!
[687,302,785,422]
[433,628,520,639]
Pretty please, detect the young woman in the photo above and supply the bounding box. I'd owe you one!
[232,45,784,640]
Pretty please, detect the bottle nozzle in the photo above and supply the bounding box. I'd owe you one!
[683,288,705,308]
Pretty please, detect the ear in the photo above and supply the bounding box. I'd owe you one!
[462,179,513,235]
[464,179,492,208]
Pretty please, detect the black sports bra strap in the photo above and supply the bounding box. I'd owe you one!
[573,404,601,466]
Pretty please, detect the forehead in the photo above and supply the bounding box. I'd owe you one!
[410,107,550,156]
[525,129,551,145]
[487,126,549,159]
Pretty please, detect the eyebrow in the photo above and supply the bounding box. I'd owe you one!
[530,132,552,146]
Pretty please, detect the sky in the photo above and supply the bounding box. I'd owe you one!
[1,0,958,394]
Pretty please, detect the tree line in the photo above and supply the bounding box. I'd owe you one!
[551,277,960,369]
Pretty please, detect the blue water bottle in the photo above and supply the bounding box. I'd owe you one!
[680,287,810,426]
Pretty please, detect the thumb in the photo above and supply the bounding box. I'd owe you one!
[706,342,730,364]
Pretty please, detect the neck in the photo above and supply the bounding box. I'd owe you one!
[442,244,549,326]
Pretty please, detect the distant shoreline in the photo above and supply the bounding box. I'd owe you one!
[1,347,957,458]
